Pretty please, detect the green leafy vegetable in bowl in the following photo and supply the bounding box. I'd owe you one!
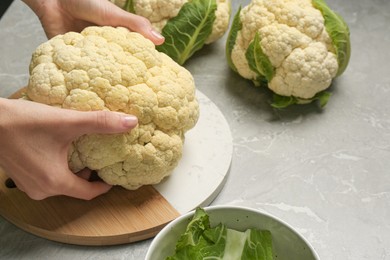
[166,208,274,260]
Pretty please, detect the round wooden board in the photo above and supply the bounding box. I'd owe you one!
[0,89,233,245]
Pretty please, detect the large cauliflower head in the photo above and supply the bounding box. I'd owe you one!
[26,26,199,190]
[226,0,351,107]
[110,0,231,65]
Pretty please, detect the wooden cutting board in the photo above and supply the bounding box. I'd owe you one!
[0,88,233,246]
[0,175,179,245]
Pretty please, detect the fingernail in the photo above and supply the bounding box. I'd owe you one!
[122,115,138,128]
[150,29,164,40]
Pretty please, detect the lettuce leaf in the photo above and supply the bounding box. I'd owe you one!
[225,6,242,73]
[271,91,332,109]
[166,208,274,260]
[156,0,217,65]
[245,32,275,85]
[123,0,135,13]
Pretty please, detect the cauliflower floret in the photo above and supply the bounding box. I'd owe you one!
[227,0,350,106]
[26,26,199,190]
[271,42,338,98]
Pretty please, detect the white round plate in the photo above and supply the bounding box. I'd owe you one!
[154,90,233,214]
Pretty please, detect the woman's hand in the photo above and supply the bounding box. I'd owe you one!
[0,98,138,200]
[22,0,165,45]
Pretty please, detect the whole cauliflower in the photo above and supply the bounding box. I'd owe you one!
[226,0,351,108]
[26,26,199,190]
[110,0,231,65]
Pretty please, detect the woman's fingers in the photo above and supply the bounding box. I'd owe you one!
[67,0,165,45]
[64,110,138,141]
[62,171,112,200]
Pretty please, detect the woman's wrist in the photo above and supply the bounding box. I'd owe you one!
[0,97,11,126]
[22,0,46,18]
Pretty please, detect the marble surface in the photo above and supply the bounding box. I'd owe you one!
[1,0,389,259]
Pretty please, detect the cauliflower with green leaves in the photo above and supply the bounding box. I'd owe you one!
[226,0,351,108]
[26,26,199,190]
[111,0,231,65]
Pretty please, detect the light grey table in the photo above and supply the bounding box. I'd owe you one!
[1,0,389,259]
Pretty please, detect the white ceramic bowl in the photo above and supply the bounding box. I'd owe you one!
[145,205,320,260]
